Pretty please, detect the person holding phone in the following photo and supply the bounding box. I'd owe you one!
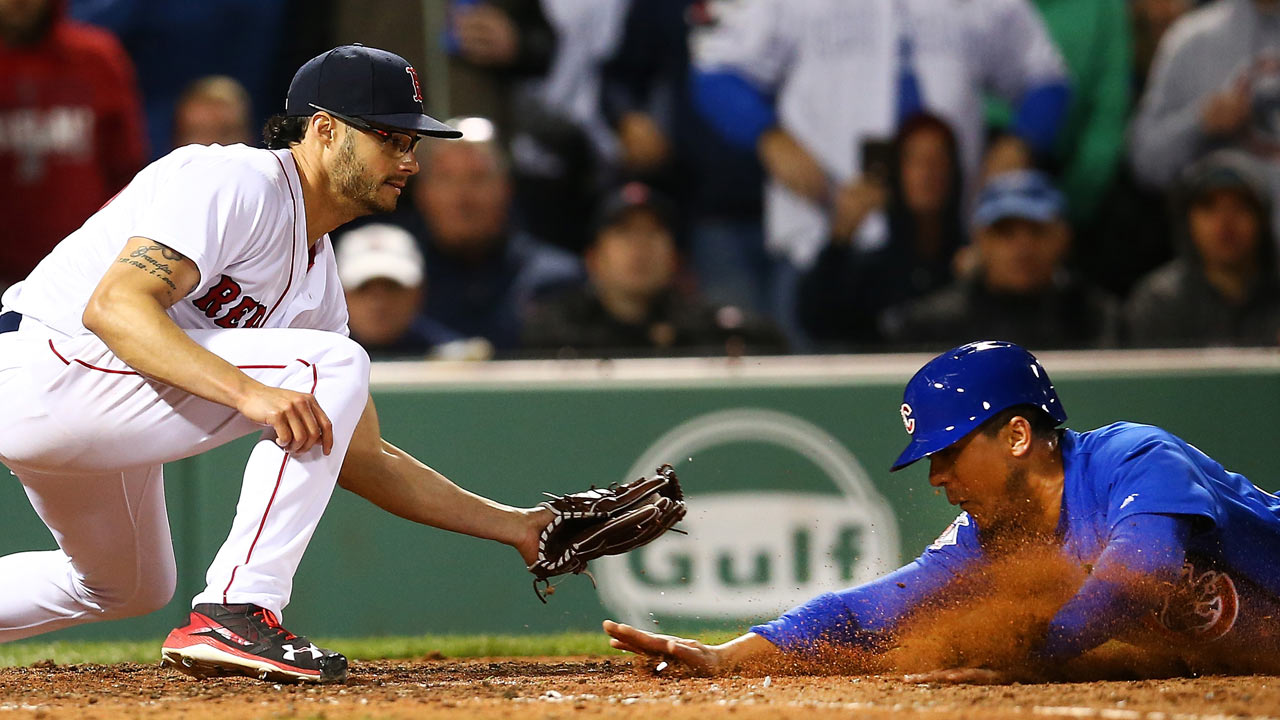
[690,0,1068,292]
[796,114,967,349]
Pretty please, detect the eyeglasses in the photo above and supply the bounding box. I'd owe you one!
[312,105,422,156]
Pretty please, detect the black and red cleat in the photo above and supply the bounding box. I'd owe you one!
[161,603,348,683]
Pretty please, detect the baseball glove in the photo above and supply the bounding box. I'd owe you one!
[530,464,686,602]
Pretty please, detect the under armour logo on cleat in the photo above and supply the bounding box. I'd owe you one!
[282,643,324,661]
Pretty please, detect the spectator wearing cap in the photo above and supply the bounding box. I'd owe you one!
[402,117,584,352]
[1124,151,1280,348]
[882,170,1118,350]
[336,224,493,361]
[522,183,787,358]
[688,0,1070,342]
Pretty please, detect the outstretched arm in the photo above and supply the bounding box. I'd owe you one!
[337,394,551,565]
[603,621,782,675]
[604,515,980,675]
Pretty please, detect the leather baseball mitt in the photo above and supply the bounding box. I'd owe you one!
[529,464,686,602]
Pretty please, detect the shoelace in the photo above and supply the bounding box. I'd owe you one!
[252,608,298,641]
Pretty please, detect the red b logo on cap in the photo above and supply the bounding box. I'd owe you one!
[405,66,423,103]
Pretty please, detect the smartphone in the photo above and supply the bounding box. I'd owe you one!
[859,138,895,182]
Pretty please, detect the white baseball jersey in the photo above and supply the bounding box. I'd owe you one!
[693,0,1066,267]
[1,144,348,337]
[0,143,366,637]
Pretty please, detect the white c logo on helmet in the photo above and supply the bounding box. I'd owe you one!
[900,403,915,435]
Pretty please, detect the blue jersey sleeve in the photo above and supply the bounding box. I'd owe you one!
[1011,81,1070,157]
[750,513,982,654]
[689,70,778,150]
[1103,432,1223,529]
[1038,513,1191,661]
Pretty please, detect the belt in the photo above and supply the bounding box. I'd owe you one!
[0,311,22,334]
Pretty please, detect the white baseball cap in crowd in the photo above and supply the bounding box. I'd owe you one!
[335,223,424,289]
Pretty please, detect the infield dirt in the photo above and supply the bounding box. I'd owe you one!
[2,656,1278,720]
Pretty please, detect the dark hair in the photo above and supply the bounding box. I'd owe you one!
[979,404,1059,440]
[1179,153,1276,273]
[262,115,309,149]
[887,112,966,258]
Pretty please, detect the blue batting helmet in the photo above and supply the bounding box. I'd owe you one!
[891,340,1066,471]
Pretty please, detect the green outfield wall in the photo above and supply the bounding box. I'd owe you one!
[3,350,1278,643]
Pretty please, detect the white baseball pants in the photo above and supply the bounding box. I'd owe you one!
[0,321,370,642]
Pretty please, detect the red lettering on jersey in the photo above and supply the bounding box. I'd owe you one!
[192,275,242,318]
[405,66,423,103]
[246,306,268,329]
[216,295,267,329]
[191,274,268,328]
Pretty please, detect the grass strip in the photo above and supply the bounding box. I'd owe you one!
[1,630,740,667]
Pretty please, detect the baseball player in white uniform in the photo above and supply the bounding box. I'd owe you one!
[0,45,556,684]
[692,0,1068,270]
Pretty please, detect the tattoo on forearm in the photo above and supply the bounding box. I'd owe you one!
[117,253,178,292]
[133,254,172,275]
[131,244,187,264]
[115,257,177,292]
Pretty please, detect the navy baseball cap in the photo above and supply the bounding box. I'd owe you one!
[591,182,676,237]
[972,170,1065,228]
[285,45,461,138]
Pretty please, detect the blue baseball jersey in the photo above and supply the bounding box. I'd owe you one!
[751,422,1280,658]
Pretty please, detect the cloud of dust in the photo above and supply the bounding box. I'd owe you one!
[815,542,1280,681]
[636,541,1280,682]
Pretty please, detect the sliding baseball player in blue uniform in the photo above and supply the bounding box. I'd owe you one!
[605,341,1280,679]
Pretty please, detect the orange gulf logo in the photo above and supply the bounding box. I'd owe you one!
[405,66,423,103]
[900,403,915,435]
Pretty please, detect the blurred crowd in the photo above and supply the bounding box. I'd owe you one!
[3,0,1279,360]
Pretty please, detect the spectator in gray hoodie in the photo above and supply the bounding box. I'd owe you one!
[1124,151,1280,348]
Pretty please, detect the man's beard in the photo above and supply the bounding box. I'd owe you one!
[333,134,396,215]
[977,466,1053,555]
